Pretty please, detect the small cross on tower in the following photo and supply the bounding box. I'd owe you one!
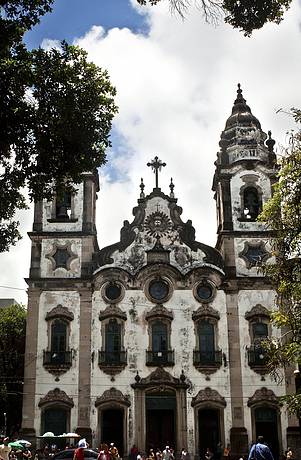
[147,156,166,189]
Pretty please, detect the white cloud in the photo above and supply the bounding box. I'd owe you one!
[1,1,301,304]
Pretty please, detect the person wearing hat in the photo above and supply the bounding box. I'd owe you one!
[73,439,87,460]
[0,438,11,460]
[109,443,119,460]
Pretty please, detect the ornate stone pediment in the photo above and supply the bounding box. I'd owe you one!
[95,387,130,408]
[45,305,74,321]
[192,305,220,321]
[99,305,127,321]
[191,387,226,407]
[145,304,173,321]
[38,388,74,408]
[245,304,270,321]
[132,367,189,389]
[247,387,280,407]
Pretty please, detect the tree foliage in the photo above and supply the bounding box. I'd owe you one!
[0,0,117,252]
[136,0,293,35]
[0,303,26,435]
[259,109,301,416]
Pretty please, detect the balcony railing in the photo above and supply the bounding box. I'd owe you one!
[146,350,175,366]
[98,350,127,366]
[193,350,222,367]
[43,350,72,366]
[247,345,268,366]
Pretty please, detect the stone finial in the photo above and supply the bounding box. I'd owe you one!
[266,130,276,153]
[234,83,246,105]
[169,177,175,198]
[140,177,145,198]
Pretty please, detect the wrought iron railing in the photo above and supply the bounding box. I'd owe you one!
[98,350,127,366]
[146,350,175,366]
[193,350,222,366]
[43,350,72,366]
[247,345,268,366]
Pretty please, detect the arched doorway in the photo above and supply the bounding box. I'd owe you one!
[102,409,124,456]
[95,388,130,458]
[146,390,176,451]
[192,387,226,460]
[198,408,220,459]
[254,407,279,459]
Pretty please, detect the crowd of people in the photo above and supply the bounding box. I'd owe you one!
[0,436,296,460]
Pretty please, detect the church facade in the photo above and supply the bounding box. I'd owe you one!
[21,86,300,458]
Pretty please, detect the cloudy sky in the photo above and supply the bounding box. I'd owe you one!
[1,0,301,305]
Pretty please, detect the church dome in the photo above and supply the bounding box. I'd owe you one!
[225,84,261,130]
[219,84,268,158]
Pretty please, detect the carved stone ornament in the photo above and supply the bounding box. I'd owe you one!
[144,211,172,238]
[239,241,270,269]
[45,305,74,322]
[191,387,226,408]
[38,388,74,408]
[192,305,220,322]
[95,387,130,408]
[131,367,189,390]
[46,242,77,271]
[99,305,127,321]
[245,304,270,321]
[247,387,280,407]
[145,304,173,321]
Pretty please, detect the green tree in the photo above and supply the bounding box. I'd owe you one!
[0,303,27,435]
[259,109,301,416]
[136,0,293,35]
[0,1,118,252]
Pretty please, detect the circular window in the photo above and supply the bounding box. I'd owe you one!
[194,280,215,303]
[102,282,124,304]
[148,279,170,302]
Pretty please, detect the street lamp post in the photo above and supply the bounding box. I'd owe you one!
[3,412,7,437]
[293,366,301,437]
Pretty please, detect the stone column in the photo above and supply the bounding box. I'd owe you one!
[76,287,92,442]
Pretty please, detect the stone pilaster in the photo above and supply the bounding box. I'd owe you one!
[226,287,248,458]
[76,287,92,442]
[20,287,41,444]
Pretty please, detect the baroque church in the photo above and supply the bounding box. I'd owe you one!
[21,85,301,458]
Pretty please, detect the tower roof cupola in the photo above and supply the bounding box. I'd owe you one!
[218,84,274,166]
[224,83,261,131]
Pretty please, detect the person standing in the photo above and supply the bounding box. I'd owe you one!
[247,436,274,460]
[0,438,11,460]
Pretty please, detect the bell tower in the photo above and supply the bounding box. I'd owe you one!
[212,84,277,277]
[21,171,99,443]
[212,85,278,457]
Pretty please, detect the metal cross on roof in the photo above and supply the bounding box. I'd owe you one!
[147,156,166,188]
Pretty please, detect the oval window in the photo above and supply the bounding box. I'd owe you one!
[194,280,215,303]
[103,282,123,303]
[148,279,170,302]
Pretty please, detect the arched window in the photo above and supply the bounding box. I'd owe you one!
[243,187,261,220]
[198,320,215,363]
[55,191,72,219]
[105,319,121,353]
[51,319,67,353]
[152,321,168,352]
[252,322,268,343]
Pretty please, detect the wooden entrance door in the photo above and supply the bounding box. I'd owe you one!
[101,409,124,456]
[198,408,220,459]
[255,407,279,459]
[146,392,176,451]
